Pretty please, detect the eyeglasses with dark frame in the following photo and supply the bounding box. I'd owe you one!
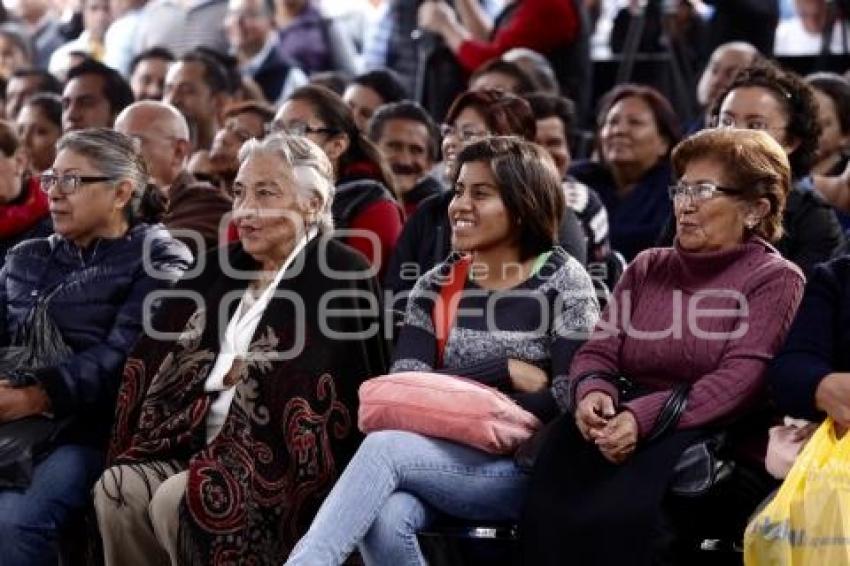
[40,172,118,195]
[668,181,742,203]
[268,121,339,137]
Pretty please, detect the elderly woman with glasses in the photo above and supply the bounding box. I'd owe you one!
[0,128,191,565]
[94,133,389,566]
[522,128,805,565]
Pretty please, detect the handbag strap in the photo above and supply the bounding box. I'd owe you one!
[646,384,691,444]
[433,255,472,369]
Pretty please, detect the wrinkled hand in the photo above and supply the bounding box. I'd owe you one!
[815,373,850,431]
[595,411,638,464]
[0,381,51,422]
[418,1,457,35]
[575,391,615,441]
[508,359,548,393]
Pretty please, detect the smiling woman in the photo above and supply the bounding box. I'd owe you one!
[522,127,805,566]
[96,132,389,566]
[570,84,681,260]
[285,137,599,566]
[670,129,787,253]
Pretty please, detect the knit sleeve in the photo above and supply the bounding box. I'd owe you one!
[456,0,579,71]
[389,267,440,373]
[552,251,651,412]
[622,265,805,439]
[548,256,601,407]
[768,260,845,421]
[391,270,512,385]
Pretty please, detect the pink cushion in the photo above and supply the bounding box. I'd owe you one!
[358,372,542,455]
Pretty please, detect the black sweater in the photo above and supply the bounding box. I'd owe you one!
[769,256,850,421]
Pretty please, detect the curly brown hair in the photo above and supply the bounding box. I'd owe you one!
[710,60,821,179]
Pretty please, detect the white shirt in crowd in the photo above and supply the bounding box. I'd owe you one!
[774,17,850,55]
[203,229,317,443]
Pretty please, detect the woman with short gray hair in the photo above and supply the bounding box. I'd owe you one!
[0,128,191,564]
[56,128,149,224]
[238,133,336,235]
[95,132,389,565]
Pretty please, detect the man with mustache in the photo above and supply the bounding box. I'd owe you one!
[368,101,444,217]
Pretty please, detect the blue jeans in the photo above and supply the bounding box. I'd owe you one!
[286,430,528,566]
[0,444,104,566]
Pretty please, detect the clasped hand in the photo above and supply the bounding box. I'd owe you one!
[575,391,638,464]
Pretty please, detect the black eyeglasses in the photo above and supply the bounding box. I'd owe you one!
[268,121,338,137]
[40,172,118,195]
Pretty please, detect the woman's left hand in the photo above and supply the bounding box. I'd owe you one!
[595,411,638,464]
[0,381,51,422]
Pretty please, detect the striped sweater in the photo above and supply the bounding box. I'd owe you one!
[391,248,599,420]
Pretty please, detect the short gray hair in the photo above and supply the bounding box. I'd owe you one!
[237,133,335,234]
[57,128,148,223]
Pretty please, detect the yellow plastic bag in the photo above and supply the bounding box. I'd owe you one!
[745,418,850,565]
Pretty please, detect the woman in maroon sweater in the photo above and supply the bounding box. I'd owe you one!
[273,85,404,279]
[522,128,806,565]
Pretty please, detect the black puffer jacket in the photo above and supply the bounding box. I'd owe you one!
[0,223,192,445]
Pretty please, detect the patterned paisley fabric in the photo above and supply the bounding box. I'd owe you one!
[107,237,389,564]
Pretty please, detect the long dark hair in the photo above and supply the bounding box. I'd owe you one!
[287,85,398,198]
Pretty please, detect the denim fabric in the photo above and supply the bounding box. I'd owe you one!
[286,430,528,566]
[0,444,104,566]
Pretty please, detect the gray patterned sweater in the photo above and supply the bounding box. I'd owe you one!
[391,247,599,421]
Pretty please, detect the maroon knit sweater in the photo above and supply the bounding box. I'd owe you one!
[564,237,805,440]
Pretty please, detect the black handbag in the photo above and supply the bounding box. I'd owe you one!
[0,416,62,488]
[644,384,734,497]
[516,376,733,496]
[0,286,72,489]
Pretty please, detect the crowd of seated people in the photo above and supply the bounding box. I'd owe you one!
[0,1,849,564]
